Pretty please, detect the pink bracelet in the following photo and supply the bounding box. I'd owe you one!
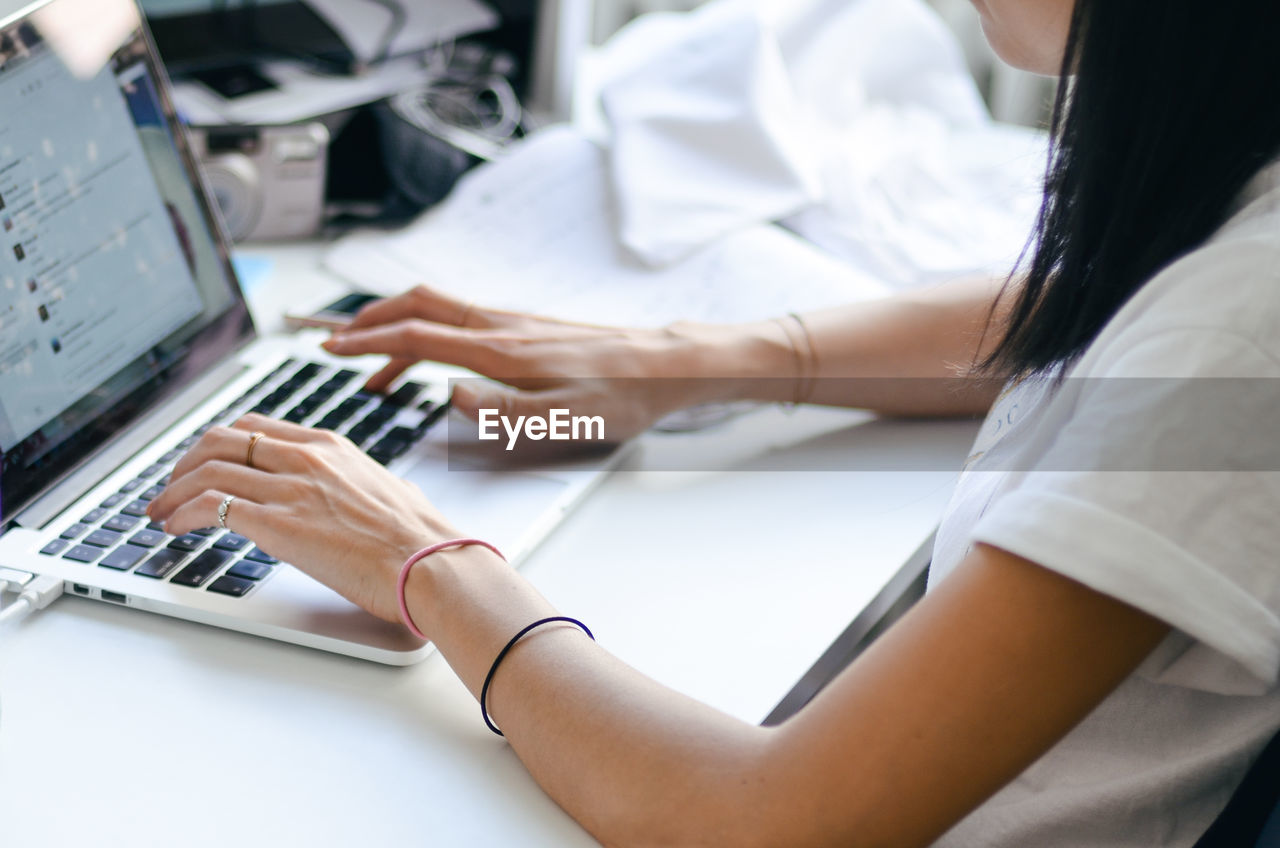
[397,538,505,639]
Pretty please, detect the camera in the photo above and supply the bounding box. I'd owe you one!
[187,123,329,242]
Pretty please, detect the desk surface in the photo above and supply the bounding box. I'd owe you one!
[0,245,977,847]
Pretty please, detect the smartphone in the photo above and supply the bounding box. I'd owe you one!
[284,292,381,330]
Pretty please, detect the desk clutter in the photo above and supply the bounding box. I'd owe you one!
[325,0,1048,331]
[144,0,537,238]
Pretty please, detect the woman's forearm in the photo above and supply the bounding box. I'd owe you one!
[403,529,1167,848]
[674,276,1008,417]
[406,546,776,846]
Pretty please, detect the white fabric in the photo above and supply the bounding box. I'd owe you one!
[597,0,1045,280]
[928,162,1280,846]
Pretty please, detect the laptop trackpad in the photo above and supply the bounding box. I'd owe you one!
[400,460,570,553]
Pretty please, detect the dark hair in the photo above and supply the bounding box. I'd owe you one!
[983,0,1280,376]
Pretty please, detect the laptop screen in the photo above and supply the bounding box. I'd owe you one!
[0,0,252,527]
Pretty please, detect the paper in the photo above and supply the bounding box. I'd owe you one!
[172,56,435,125]
[324,126,888,328]
[303,0,498,67]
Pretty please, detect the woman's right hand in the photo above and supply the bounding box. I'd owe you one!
[321,284,764,442]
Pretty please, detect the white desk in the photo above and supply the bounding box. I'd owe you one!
[0,245,977,847]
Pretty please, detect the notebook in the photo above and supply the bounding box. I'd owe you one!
[0,0,622,664]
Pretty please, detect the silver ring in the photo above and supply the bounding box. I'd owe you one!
[217,494,236,530]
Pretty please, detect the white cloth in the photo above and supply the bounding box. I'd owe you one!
[597,0,1044,280]
[928,161,1280,846]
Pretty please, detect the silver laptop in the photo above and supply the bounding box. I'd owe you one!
[0,0,621,664]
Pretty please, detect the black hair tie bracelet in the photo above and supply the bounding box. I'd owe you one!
[480,616,595,737]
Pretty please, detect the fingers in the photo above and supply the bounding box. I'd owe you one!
[168,425,294,485]
[364,357,414,393]
[229,412,349,444]
[322,319,497,373]
[451,381,575,423]
[346,284,497,331]
[148,460,288,528]
[162,488,269,538]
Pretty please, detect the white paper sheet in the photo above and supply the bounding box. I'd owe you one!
[324,126,889,328]
[304,0,498,67]
[173,57,435,125]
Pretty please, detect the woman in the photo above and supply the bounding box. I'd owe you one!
[148,0,1280,844]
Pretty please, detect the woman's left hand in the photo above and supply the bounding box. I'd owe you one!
[146,413,461,623]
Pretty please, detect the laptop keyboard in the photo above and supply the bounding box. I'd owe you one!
[38,359,449,599]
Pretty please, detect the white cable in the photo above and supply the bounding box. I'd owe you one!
[0,574,63,632]
[0,573,63,729]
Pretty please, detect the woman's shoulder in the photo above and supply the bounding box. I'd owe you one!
[1079,184,1280,379]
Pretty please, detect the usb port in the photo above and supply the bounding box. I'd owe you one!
[101,590,127,604]
[72,583,89,596]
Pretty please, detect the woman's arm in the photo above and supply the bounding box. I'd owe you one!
[149,421,1167,847]
[321,275,1007,436]
[410,538,1165,847]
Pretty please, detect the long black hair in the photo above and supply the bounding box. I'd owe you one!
[983,0,1280,376]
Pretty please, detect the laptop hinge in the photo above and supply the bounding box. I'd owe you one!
[11,357,249,531]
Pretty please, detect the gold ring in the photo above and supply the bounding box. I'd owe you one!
[246,431,265,469]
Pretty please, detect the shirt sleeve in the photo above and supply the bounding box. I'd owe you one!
[971,328,1280,691]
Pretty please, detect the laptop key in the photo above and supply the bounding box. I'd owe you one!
[100,544,148,571]
[314,413,345,431]
[207,575,255,597]
[140,485,165,501]
[121,499,150,517]
[227,561,273,581]
[384,381,426,407]
[212,533,250,552]
[244,547,279,565]
[136,548,187,579]
[80,507,109,524]
[118,478,145,494]
[420,401,450,431]
[282,405,312,424]
[129,529,168,548]
[103,514,140,533]
[63,544,102,563]
[41,538,70,556]
[367,404,397,424]
[171,549,232,587]
[84,529,122,548]
[159,449,183,464]
[190,527,217,537]
[60,522,89,540]
[168,534,206,553]
[140,464,165,478]
[100,493,127,509]
[292,362,322,382]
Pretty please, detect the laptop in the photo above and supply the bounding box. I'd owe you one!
[0,0,622,664]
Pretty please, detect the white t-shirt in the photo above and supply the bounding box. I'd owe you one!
[928,160,1280,847]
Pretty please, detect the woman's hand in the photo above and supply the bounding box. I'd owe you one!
[145,414,470,624]
[320,284,773,442]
